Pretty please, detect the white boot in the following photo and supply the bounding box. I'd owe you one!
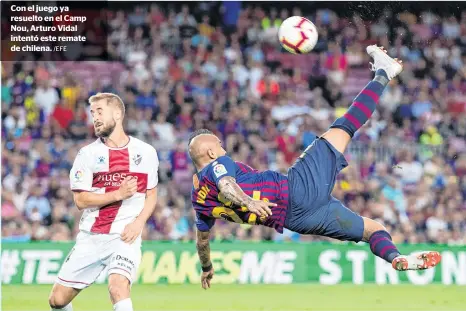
[366,45,403,80]
[392,251,441,271]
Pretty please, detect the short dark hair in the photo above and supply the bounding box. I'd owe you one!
[188,129,214,146]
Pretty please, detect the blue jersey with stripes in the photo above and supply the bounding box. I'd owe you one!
[192,156,289,233]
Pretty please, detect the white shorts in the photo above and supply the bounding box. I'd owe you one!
[56,231,141,289]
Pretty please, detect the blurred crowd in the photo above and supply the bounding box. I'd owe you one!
[2,3,466,245]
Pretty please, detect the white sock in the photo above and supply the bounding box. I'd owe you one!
[51,303,73,311]
[113,298,133,311]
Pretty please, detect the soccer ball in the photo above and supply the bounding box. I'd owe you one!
[278,16,318,54]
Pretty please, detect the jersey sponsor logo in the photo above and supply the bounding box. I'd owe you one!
[97,156,106,164]
[212,191,266,225]
[132,154,142,165]
[95,172,138,187]
[74,170,83,181]
[212,207,246,223]
[96,172,134,182]
[213,164,227,178]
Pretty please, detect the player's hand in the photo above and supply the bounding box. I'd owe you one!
[201,267,214,290]
[121,220,143,244]
[246,200,275,218]
[116,176,138,201]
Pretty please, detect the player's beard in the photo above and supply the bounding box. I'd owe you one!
[95,120,116,138]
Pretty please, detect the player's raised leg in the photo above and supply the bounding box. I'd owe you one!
[321,47,441,269]
[321,45,403,154]
[48,284,79,310]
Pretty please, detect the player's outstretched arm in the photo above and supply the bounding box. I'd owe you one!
[196,229,214,289]
[196,230,211,269]
[73,176,137,210]
[218,176,275,217]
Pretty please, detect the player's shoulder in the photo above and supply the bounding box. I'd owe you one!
[207,156,237,179]
[76,139,103,157]
[208,156,235,171]
[130,136,158,156]
[214,155,235,165]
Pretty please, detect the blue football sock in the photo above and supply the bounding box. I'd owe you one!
[330,69,389,137]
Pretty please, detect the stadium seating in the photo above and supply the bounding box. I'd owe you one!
[2,3,465,245]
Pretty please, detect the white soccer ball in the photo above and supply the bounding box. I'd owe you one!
[278,16,318,54]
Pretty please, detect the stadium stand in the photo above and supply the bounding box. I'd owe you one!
[2,2,466,245]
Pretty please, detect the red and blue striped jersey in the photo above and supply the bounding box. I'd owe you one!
[192,156,289,233]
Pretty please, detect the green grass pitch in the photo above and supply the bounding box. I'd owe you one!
[3,284,465,311]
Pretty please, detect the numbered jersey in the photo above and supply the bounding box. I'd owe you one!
[192,156,289,233]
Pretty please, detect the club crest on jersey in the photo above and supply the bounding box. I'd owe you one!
[133,154,142,165]
[193,174,200,189]
[97,156,105,164]
[213,164,227,178]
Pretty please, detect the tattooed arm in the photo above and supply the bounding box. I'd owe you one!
[197,229,214,289]
[217,176,276,217]
[196,229,212,269]
[217,176,254,207]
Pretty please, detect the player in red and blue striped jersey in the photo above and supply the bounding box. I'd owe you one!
[189,46,441,290]
[192,146,289,233]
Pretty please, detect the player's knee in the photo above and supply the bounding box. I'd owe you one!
[108,274,130,303]
[49,284,75,309]
[362,217,387,242]
[320,128,352,154]
[48,293,69,309]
